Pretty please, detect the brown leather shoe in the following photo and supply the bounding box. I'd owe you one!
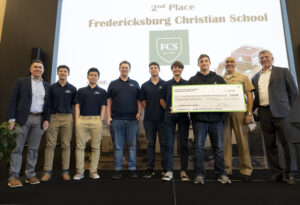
[25,176,40,185]
[62,172,71,181]
[41,172,51,182]
[8,177,23,188]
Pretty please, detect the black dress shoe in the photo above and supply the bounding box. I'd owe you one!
[268,173,286,183]
[241,175,252,182]
[112,171,122,180]
[286,175,296,185]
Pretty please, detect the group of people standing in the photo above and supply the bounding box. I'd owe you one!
[7,49,298,188]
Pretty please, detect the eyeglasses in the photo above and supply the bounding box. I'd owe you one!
[226,60,235,63]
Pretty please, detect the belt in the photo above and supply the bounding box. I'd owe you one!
[29,112,43,116]
[259,105,270,109]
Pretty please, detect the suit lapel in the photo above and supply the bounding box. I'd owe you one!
[269,66,277,85]
[42,81,48,99]
[253,73,260,88]
[26,77,32,96]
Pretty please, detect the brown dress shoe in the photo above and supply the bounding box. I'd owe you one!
[41,172,52,182]
[62,172,71,181]
[25,176,40,185]
[8,177,23,188]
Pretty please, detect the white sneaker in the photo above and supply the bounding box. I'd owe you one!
[180,170,190,182]
[194,175,205,184]
[162,171,173,181]
[90,172,100,179]
[218,175,231,184]
[73,173,84,180]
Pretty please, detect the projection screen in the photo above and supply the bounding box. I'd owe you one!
[52,0,295,89]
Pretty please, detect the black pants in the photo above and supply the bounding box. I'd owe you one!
[259,106,297,175]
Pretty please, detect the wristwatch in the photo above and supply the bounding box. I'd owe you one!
[247,112,253,115]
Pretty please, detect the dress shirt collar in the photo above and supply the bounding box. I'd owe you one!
[31,75,43,82]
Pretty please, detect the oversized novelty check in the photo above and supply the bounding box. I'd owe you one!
[172,84,246,112]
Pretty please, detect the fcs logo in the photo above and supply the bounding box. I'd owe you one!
[160,43,179,51]
[156,38,182,63]
[149,30,189,66]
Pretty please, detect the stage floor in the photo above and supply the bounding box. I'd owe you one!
[1,170,300,205]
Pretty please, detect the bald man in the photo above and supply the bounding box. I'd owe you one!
[223,57,254,181]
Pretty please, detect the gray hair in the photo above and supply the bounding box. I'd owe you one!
[258,50,273,58]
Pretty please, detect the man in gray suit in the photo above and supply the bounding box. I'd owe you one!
[252,50,298,184]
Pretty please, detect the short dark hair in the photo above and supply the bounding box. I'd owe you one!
[87,67,100,77]
[149,62,160,69]
[171,61,184,70]
[31,59,44,67]
[198,54,211,63]
[119,60,131,68]
[57,65,70,73]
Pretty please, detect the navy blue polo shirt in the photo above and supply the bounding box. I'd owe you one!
[77,85,107,116]
[141,78,166,120]
[50,82,77,114]
[160,78,188,112]
[107,77,141,120]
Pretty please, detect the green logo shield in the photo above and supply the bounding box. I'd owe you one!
[156,38,182,63]
[150,30,189,66]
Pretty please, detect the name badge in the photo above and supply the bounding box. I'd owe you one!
[94,91,101,95]
[65,90,72,94]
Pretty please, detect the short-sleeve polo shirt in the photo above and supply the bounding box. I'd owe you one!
[77,85,107,116]
[107,77,141,120]
[223,71,255,92]
[50,82,77,114]
[141,78,166,120]
[160,78,188,112]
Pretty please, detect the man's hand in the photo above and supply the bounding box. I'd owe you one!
[170,107,176,114]
[43,121,49,131]
[107,117,112,126]
[136,113,141,121]
[8,121,15,130]
[245,114,253,124]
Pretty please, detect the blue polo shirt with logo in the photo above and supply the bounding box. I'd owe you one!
[107,77,141,120]
[77,85,107,116]
[160,78,188,112]
[141,78,166,120]
[50,82,77,114]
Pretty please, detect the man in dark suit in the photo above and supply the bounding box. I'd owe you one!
[7,59,50,188]
[252,50,298,184]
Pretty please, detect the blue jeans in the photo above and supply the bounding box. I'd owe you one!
[143,120,166,170]
[164,112,190,172]
[110,120,139,171]
[193,121,225,177]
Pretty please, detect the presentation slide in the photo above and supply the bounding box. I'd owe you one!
[54,0,289,89]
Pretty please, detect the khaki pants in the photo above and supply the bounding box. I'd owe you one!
[75,116,102,174]
[44,113,73,171]
[223,112,253,176]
